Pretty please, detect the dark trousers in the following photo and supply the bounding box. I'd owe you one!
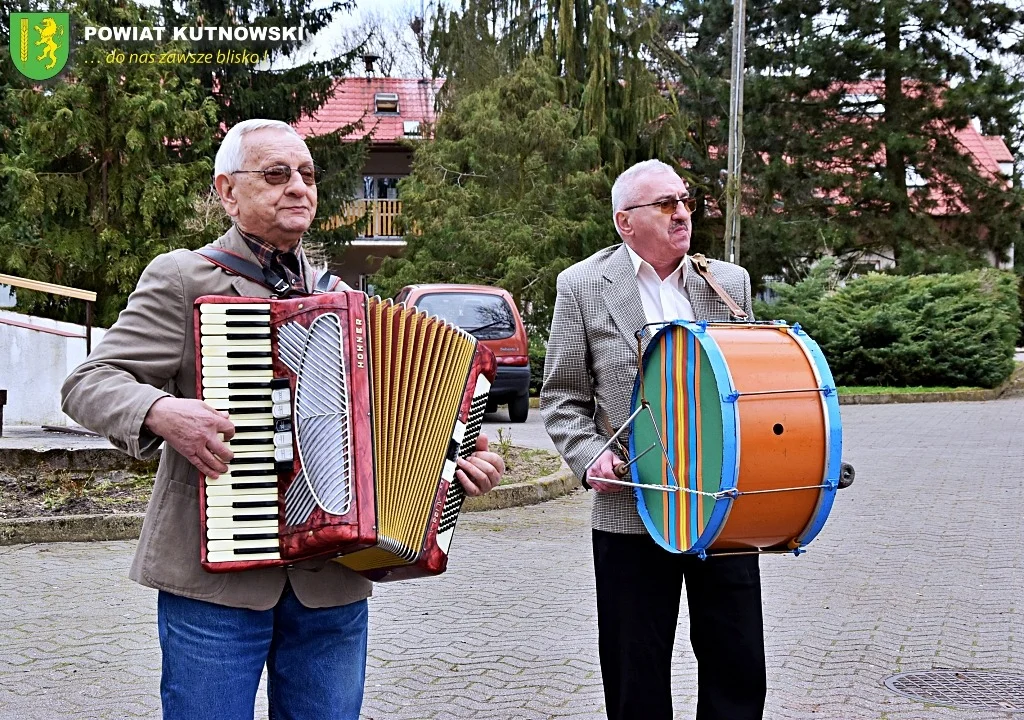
[593,530,766,720]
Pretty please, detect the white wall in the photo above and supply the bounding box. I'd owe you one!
[0,311,107,427]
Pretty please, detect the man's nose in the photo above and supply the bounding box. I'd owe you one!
[284,169,308,194]
[671,199,691,219]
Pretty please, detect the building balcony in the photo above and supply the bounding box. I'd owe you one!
[340,199,404,240]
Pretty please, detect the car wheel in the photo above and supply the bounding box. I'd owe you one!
[508,394,529,423]
[486,399,498,414]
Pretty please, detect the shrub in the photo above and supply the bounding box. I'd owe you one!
[756,264,1020,389]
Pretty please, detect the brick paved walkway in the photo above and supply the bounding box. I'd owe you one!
[1,398,1022,719]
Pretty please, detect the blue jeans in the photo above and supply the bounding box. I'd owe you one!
[157,585,368,720]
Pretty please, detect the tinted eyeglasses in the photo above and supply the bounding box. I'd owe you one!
[231,164,323,186]
[623,195,697,214]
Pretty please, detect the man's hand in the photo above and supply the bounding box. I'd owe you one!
[587,449,627,493]
[144,397,236,478]
[456,433,505,496]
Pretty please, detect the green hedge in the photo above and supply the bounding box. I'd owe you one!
[755,264,1020,389]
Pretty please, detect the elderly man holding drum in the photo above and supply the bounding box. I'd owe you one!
[541,159,765,720]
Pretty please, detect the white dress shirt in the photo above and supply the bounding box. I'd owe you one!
[623,243,696,326]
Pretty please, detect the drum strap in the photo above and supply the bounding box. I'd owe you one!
[689,254,749,320]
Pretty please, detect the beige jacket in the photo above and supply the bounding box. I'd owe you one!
[61,226,372,610]
[540,244,753,534]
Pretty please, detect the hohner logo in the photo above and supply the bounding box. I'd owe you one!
[354,317,365,369]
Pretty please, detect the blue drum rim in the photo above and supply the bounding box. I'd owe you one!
[787,325,842,547]
[629,320,740,555]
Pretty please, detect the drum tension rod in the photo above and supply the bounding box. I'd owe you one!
[724,386,836,402]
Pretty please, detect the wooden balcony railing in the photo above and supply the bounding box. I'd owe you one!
[338,199,403,238]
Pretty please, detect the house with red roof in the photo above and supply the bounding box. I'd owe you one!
[293,76,443,291]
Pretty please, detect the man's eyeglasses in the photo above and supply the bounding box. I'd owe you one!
[231,164,323,186]
[623,195,697,214]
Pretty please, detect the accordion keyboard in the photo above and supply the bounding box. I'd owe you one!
[198,303,293,564]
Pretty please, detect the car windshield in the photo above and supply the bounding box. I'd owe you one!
[415,292,516,340]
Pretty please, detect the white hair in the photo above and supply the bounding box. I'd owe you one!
[214,119,304,181]
[611,159,680,233]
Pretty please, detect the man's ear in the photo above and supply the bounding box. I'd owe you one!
[214,174,240,219]
[614,210,633,239]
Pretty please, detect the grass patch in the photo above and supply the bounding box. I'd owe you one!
[837,385,981,395]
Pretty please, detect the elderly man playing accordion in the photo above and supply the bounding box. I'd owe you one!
[542,159,765,720]
[62,119,505,720]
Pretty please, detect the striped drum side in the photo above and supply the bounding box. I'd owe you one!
[629,321,843,556]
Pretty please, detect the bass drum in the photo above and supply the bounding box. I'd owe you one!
[628,321,844,556]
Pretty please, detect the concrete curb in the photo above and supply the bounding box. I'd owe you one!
[838,388,1005,404]
[0,512,145,545]
[463,466,578,512]
[0,466,580,546]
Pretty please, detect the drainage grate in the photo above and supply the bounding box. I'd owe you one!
[884,671,1024,712]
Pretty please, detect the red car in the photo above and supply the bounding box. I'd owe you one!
[394,283,531,422]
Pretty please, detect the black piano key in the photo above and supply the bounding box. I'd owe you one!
[223,363,273,371]
[227,394,271,402]
[231,456,274,465]
[229,437,273,447]
[234,532,278,541]
[226,351,273,359]
[232,482,277,490]
[233,513,278,522]
[226,381,273,390]
[230,469,277,478]
[236,546,279,555]
[224,332,272,340]
[221,308,270,315]
[223,320,271,328]
[233,500,278,509]
[228,407,274,415]
[271,377,290,391]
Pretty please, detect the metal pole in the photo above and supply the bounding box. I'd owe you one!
[725,0,747,264]
[85,301,93,355]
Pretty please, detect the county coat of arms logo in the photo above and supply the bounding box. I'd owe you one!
[9,12,71,80]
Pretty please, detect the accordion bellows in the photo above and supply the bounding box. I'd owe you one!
[194,292,495,581]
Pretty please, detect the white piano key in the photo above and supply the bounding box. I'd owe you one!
[207,550,281,563]
[200,303,271,313]
[200,344,272,356]
[207,399,272,411]
[203,366,273,378]
[206,483,277,497]
[205,469,277,484]
[207,505,278,518]
[205,493,279,507]
[205,517,280,530]
[201,315,273,326]
[201,335,271,347]
[207,538,281,553]
[201,376,273,389]
[200,356,272,367]
[204,387,273,400]
[206,527,279,540]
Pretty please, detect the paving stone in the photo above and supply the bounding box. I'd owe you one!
[1,398,1023,718]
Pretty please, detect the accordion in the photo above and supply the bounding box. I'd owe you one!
[194,291,496,581]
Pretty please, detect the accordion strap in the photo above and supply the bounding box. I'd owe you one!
[689,253,749,320]
[194,247,343,296]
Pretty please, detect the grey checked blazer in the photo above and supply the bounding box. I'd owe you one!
[62,226,372,610]
[540,243,754,534]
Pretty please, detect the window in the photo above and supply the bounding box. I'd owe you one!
[374,93,399,114]
[403,120,421,137]
[842,93,884,114]
[415,293,516,340]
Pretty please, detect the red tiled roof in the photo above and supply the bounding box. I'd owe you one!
[293,77,444,143]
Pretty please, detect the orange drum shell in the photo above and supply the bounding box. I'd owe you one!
[708,326,827,550]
